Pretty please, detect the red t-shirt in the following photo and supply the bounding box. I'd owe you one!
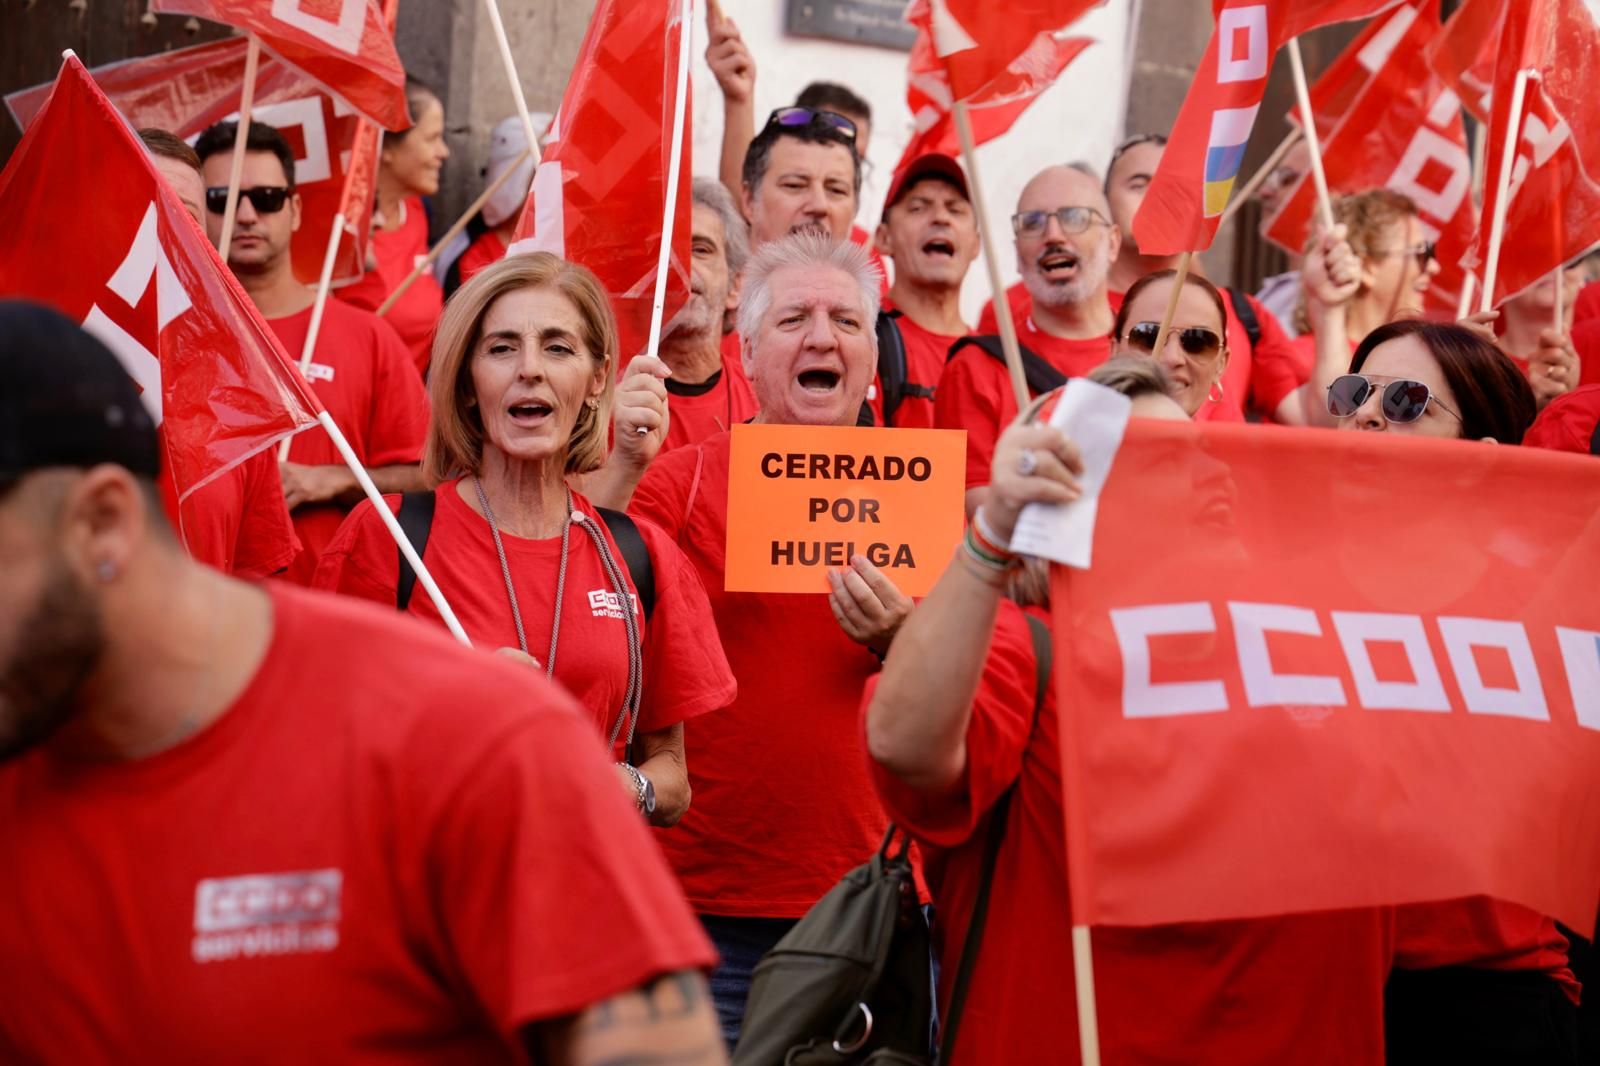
[662,345,759,453]
[0,584,715,1061]
[1524,384,1600,453]
[870,301,966,429]
[934,316,1112,489]
[867,603,1393,1064]
[1393,901,1578,1003]
[630,432,891,917]
[457,229,508,287]
[314,482,734,750]
[268,300,431,585]
[976,279,1030,334]
[1572,279,1600,327]
[1570,319,1600,387]
[161,449,299,578]
[337,196,444,376]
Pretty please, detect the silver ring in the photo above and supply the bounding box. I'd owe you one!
[1017,448,1038,477]
[633,425,650,435]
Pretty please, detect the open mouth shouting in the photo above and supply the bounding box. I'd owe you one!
[506,397,556,427]
[921,235,956,260]
[795,366,844,395]
[1037,245,1080,281]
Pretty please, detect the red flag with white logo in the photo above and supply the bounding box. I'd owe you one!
[508,0,692,363]
[1132,0,1404,256]
[1264,1,1475,317]
[920,0,1102,101]
[1289,0,1431,140]
[1424,0,1500,123]
[0,55,321,505]
[148,0,409,130]
[897,0,1092,184]
[5,37,380,290]
[1053,421,1600,932]
[1467,0,1600,307]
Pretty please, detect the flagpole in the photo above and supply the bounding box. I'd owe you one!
[315,410,471,646]
[482,0,545,166]
[1480,70,1531,314]
[217,34,262,262]
[1553,267,1565,332]
[1286,38,1334,232]
[953,101,1029,409]
[1217,128,1303,231]
[1072,925,1103,1066]
[278,211,347,461]
[1456,274,1477,319]
[639,0,695,428]
[1152,251,1193,360]
[376,148,533,316]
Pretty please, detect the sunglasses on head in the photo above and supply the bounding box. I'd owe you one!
[765,107,857,142]
[204,185,291,216]
[1011,205,1109,238]
[1122,321,1224,360]
[1326,373,1460,424]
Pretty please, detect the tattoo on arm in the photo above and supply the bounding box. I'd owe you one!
[524,970,728,1066]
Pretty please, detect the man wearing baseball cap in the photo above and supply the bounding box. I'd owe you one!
[0,301,725,1062]
[871,152,979,427]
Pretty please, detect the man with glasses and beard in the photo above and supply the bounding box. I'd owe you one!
[0,301,726,1064]
[194,121,429,584]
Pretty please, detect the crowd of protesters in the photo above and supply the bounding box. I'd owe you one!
[3,11,1600,1065]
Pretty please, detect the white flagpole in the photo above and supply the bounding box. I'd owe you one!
[218,34,262,262]
[316,410,471,646]
[482,0,545,166]
[638,0,694,434]
[279,211,346,461]
[1481,70,1532,314]
[1286,38,1334,232]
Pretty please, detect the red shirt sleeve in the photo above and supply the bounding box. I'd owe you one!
[934,348,1005,490]
[363,320,431,467]
[866,604,1038,848]
[629,444,700,540]
[233,451,300,578]
[1247,294,1313,418]
[634,517,736,732]
[311,495,404,604]
[420,688,718,1032]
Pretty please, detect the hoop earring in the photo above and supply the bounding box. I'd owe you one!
[1208,380,1225,404]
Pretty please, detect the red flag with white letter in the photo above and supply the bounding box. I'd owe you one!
[921,0,1102,100]
[1053,421,1600,933]
[5,37,380,289]
[1132,0,1404,256]
[1468,0,1600,307]
[0,56,321,504]
[1290,0,1430,140]
[148,0,409,130]
[1264,1,1474,316]
[508,0,692,363]
[897,0,1092,183]
[1424,0,1501,123]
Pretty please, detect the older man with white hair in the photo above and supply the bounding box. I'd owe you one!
[622,232,910,1045]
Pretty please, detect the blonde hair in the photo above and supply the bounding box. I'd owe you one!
[423,252,617,482]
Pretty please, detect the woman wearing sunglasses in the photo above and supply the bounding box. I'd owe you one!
[1109,269,1229,417]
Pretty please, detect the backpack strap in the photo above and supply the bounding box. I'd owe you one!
[939,613,1053,1062]
[394,491,438,614]
[1226,286,1261,354]
[948,334,1069,397]
[877,309,909,428]
[596,507,656,624]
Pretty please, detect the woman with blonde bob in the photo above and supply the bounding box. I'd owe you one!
[316,252,736,825]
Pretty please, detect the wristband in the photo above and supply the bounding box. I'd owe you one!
[972,505,1013,554]
[963,527,1016,571]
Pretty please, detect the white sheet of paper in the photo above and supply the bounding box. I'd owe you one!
[1007,379,1133,569]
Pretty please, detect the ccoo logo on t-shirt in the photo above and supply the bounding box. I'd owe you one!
[191,868,342,964]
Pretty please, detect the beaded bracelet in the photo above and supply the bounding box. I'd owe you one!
[962,526,1016,571]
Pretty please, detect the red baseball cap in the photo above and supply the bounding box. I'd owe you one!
[882,153,970,220]
[1522,384,1600,455]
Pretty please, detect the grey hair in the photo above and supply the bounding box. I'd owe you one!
[692,177,750,278]
[736,232,882,350]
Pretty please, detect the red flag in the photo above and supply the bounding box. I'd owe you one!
[898,0,1092,183]
[1290,0,1430,140]
[509,0,692,363]
[1470,0,1600,307]
[1264,2,1475,317]
[149,0,409,130]
[1424,0,1501,123]
[1052,421,1600,931]
[4,38,379,288]
[921,0,1101,100]
[0,55,321,504]
[1133,0,1404,256]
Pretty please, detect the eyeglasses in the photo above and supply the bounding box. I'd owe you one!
[765,107,857,143]
[1374,240,1436,268]
[1326,373,1460,424]
[1122,321,1225,362]
[204,185,291,216]
[1011,206,1110,237]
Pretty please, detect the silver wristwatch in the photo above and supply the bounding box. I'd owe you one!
[619,763,657,817]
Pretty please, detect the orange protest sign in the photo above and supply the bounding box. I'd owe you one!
[724,423,966,596]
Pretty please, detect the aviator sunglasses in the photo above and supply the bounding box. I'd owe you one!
[764,107,858,143]
[204,185,291,216]
[1326,373,1460,424]
[1122,321,1224,361]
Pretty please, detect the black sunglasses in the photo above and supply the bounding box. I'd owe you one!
[205,185,291,216]
[1327,373,1460,424]
[1123,321,1224,361]
[765,107,857,142]
[1011,205,1110,237]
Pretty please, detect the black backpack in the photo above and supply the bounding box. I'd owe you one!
[392,490,656,622]
[731,616,1053,1065]
[947,335,1069,397]
[876,310,936,428]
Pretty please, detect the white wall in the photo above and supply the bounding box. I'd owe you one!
[689,0,1134,323]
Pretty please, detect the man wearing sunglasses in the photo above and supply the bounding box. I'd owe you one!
[195,121,430,585]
